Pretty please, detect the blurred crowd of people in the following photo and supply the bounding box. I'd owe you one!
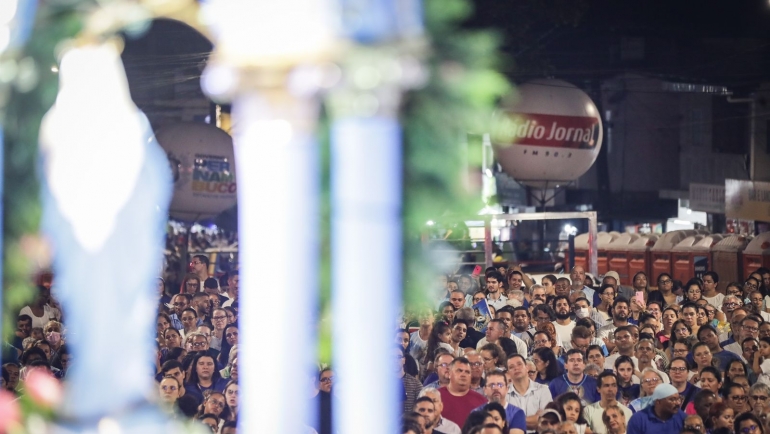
[397,264,770,434]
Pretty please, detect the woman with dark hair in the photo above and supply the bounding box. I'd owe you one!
[671,319,696,350]
[684,278,705,304]
[532,347,560,384]
[707,401,735,432]
[657,306,678,350]
[180,273,202,295]
[656,273,678,307]
[734,412,764,434]
[696,366,723,398]
[158,277,172,308]
[482,402,510,434]
[164,327,183,351]
[187,353,228,403]
[217,324,238,367]
[495,337,519,360]
[222,379,238,422]
[462,410,490,434]
[725,359,754,386]
[614,356,640,405]
[157,313,172,347]
[692,342,719,380]
[479,343,506,373]
[195,391,231,424]
[423,321,452,373]
[554,392,590,434]
[439,301,457,325]
[633,271,650,294]
[223,306,238,325]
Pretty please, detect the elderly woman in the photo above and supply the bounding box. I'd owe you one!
[628,368,664,412]
[601,403,627,434]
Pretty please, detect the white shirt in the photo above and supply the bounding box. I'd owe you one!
[435,417,461,434]
[410,330,429,362]
[19,304,61,329]
[583,401,633,434]
[703,293,725,310]
[552,320,576,344]
[507,379,552,416]
[487,293,509,311]
[724,341,745,360]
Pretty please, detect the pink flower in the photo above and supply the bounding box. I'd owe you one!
[24,368,62,408]
[0,389,21,432]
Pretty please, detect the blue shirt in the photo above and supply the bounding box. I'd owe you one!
[169,313,183,330]
[712,350,743,371]
[627,406,686,434]
[473,402,527,431]
[548,374,599,405]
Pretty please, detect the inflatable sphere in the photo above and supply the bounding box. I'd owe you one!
[156,123,237,221]
[494,79,603,188]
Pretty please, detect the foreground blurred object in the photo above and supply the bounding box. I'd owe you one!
[39,42,174,432]
[330,1,425,433]
[201,0,335,432]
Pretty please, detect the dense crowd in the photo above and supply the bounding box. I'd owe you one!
[397,264,770,434]
[7,252,770,434]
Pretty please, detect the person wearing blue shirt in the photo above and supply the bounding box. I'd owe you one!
[697,325,743,371]
[473,370,526,434]
[627,384,687,434]
[549,349,599,405]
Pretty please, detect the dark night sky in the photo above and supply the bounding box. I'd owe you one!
[467,0,770,90]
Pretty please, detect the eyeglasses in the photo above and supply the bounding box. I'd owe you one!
[191,342,207,348]
[730,395,748,401]
[534,339,549,346]
[642,377,660,383]
[744,326,759,333]
[670,367,688,372]
[320,377,333,383]
[659,279,672,285]
[684,425,703,431]
[487,382,506,389]
[527,370,537,375]
[745,283,758,289]
[741,426,759,434]
[751,395,769,402]
[186,282,199,287]
[746,346,758,352]
[436,363,450,369]
[470,362,484,367]
[212,316,227,321]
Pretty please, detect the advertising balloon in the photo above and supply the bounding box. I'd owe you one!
[156,123,237,221]
[494,79,603,188]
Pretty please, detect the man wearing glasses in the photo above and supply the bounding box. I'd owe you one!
[725,315,760,358]
[473,370,526,434]
[669,357,700,409]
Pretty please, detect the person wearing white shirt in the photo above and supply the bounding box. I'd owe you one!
[584,371,634,434]
[702,272,724,311]
[486,271,508,311]
[506,354,552,432]
[552,296,576,344]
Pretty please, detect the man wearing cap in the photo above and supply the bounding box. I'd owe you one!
[627,384,687,434]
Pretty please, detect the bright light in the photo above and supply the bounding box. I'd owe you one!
[0,26,10,52]
[426,220,434,226]
[50,65,58,73]
[563,224,578,236]
[201,0,335,65]
[0,0,17,26]
[40,44,145,252]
